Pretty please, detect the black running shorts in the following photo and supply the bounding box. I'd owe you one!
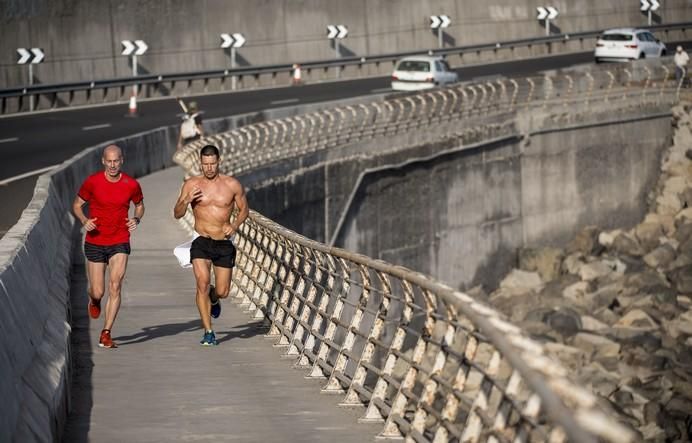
[190,236,236,268]
[84,242,131,263]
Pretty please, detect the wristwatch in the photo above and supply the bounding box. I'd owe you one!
[134,217,141,225]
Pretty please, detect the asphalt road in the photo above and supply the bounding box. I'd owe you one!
[0,45,686,236]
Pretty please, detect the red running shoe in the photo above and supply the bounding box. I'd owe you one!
[99,329,118,348]
[88,298,101,319]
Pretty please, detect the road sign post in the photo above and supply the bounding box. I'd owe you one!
[16,48,44,111]
[640,0,660,26]
[430,15,451,48]
[220,33,246,90]
[536,6,559,36]
[121,40,148,116]
[327,25,348,79]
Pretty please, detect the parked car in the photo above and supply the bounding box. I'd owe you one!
[391,56,459,91]
[594,28,667,63]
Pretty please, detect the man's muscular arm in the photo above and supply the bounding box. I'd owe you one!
[173,180,202,219]
[222,179,249,237]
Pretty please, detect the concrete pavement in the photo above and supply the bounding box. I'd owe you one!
[61,166,381,442]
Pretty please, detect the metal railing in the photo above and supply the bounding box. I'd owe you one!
[2,22,689,115]
[171,64,680,441]
[174,61,680,177]
[176,205,634,442]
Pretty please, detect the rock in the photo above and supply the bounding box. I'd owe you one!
[635,221,665,253]
[572,332,621,358]
[674,220,692,243]
[667,264,692,294]
[544,307,582,338]
[644,213,675,236]
[589,283,621,310]
[679,187,692,209]
[643,243,676,270]
[678,236,692,261]
[598,229,621,248]
[498,269,544,294]
[675,208,692,228]
[566,225,601,255]
[666,395,692,420]
[656,191,683,216]
[563,281,592,306]
[663,310,692,338]
[639,423,666,440]
[517,247,564,282]
[581,315,608,331]
[579,260,616,281]
[594,307,620,325]
[562,252,585,275]
[612,232,646,257]
[614,309,659,330]
[624,270,670,294]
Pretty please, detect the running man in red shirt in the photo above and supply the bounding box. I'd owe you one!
[72,144,145,348]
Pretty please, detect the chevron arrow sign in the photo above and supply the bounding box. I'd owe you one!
[121,40,148,56]
[430,15,451,29]
[641,0,660,11]
[16,48,44,64]
[327,24,348,39]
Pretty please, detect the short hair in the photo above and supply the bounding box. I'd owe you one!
[200,144,220,159]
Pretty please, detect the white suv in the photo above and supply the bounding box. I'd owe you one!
[391,56,459,91]
[594,28,667,63]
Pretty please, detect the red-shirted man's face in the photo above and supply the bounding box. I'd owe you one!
[102,146,123,179]
[201,154,219,180]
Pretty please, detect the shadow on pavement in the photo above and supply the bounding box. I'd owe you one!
[61,247,93,443]
[215,319,271,344]
[113,318,270,345]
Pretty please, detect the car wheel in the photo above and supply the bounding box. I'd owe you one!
[638,52,645,59]
[660,49,667,57]
[594,57,601,64]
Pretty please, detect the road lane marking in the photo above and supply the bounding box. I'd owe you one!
[371,87,393,93]
[0,164,60,186]
[82,123,111,131]
[270,98,299,105]
[0,137,18,144]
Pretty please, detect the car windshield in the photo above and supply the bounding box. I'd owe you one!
[601,33,633,41]
[396,60,431,72]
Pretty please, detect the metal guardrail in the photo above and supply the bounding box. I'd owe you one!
[174,61,680,178]
[173,64,679,441]
[1,22,689,114]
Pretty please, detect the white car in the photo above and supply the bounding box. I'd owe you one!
[391,56,459,91]
[594,28,667,63]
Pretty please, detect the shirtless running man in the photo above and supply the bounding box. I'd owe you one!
[173,144,249,346]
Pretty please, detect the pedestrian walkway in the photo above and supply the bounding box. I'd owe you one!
[62,166,382,443]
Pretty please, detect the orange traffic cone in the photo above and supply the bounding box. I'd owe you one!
[127,92,138,117]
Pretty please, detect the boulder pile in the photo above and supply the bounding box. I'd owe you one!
[485,102,692,441]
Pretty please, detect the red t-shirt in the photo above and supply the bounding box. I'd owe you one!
[78,172,143,246]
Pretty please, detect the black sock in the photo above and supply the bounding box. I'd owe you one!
[209,286,219,304]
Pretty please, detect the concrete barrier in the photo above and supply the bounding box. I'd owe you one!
[0,92,393,440]
[0,127,176,440]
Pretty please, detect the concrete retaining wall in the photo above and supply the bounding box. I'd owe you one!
[245,110,672,291]
[2,0,691,88]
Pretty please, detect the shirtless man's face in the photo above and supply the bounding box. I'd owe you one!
[201,155,219,180]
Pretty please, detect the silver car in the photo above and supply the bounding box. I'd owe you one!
[391,56,459,91]
[594,28,667,63]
